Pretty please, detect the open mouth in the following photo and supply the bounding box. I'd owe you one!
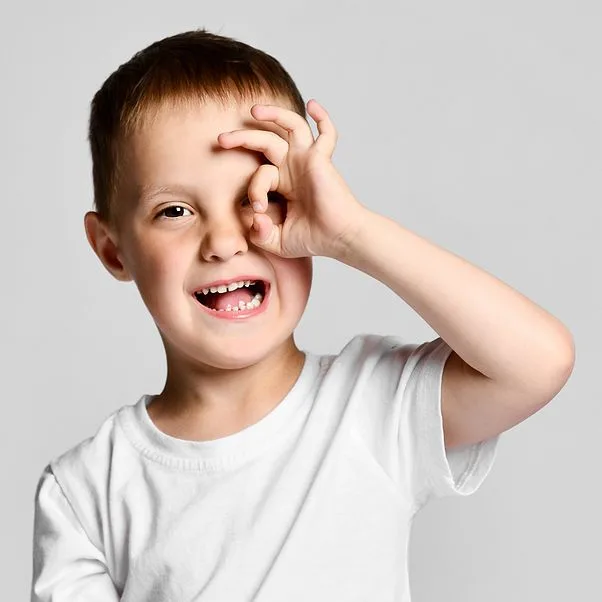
[194,280,268,312]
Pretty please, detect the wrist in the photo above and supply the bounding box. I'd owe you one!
[326,205,376,265]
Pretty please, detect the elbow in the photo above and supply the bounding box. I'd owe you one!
[542,331,576,398]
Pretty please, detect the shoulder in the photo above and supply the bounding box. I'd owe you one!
[331,332,409,364]
[331,332,440,379]
[34,407,127,551]
[326,333,452,442]
[43,402,138,521]
[49,409,121,481]
[321,333,433,425]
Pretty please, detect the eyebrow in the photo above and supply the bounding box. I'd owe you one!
[136,181,250,207]
[137,184,194,206]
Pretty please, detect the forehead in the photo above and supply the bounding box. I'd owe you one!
[121,97,295,202]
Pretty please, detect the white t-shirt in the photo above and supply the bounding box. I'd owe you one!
[31,334,500,602]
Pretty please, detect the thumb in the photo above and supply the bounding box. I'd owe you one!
[250,213,283,256]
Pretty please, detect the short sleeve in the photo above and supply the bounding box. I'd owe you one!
[31,465,120,602]
[391,336,500,512]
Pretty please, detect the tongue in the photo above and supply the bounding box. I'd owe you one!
[211,288,255,311]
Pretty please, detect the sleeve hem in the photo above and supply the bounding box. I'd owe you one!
[411,337,500,511]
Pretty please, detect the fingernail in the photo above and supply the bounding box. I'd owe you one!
[252,201,262,212]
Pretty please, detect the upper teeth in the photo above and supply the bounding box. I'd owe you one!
[198,280,257,295]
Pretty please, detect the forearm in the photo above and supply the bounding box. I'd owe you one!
[333,209,574,390]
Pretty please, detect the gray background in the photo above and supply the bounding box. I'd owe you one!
[2,0,600,599]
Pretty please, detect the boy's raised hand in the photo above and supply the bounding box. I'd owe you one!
[217,99,367,259]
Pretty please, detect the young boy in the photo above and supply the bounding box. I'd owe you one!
[31,29,575,601]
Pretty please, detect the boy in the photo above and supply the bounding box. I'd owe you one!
[31,28,575,601]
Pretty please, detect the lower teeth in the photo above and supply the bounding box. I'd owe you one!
[209,292,264,312]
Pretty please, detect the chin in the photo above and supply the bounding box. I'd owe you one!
[190,336,288,371]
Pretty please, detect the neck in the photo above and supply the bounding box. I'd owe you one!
[147,337,306,441]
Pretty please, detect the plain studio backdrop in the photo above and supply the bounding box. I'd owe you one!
[1,0,599,599]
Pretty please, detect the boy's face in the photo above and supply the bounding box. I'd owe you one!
[86,97,312,370]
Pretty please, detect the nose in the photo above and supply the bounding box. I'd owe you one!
[199,213,251,262]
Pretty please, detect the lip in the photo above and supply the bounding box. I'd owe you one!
[192,281,271,320]
[192,275,270,294]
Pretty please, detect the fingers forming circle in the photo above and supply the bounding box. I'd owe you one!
[248,163,280,211]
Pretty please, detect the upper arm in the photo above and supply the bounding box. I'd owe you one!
[441,350,572,450]
[31,466,120,602]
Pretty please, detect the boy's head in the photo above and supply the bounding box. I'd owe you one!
[84,29,313,370]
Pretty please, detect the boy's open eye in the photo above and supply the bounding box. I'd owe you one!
[155,205,193,220]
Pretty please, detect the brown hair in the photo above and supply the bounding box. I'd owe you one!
[88,28,307,228]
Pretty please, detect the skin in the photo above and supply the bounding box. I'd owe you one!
[84,96,313,441]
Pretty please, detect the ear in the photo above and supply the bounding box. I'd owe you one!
[83,211,133,282]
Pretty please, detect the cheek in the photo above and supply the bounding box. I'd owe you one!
[274,257,313,299]
[130,245,186,302]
